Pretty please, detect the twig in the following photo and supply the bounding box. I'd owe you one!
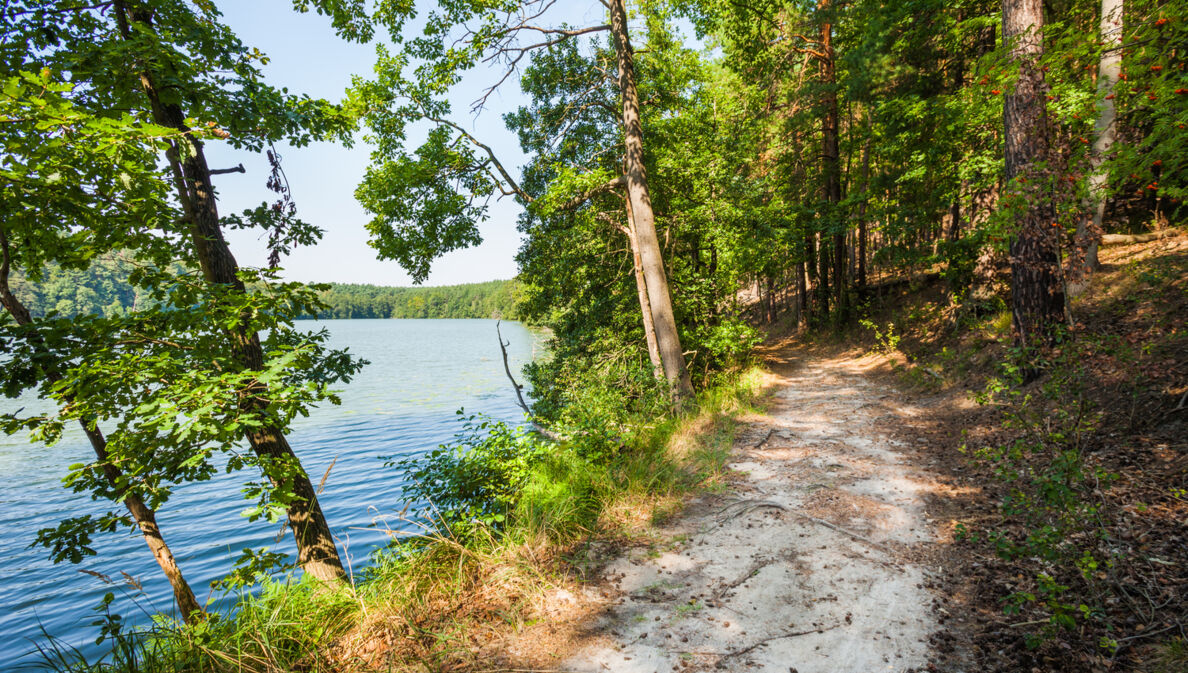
[752,428,776,450]
[1162,389,1188,417]
[713,556,775,601]
[721,622,843,659]
[716,499,901,558]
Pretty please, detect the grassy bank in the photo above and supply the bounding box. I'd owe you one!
[46,368,770,673]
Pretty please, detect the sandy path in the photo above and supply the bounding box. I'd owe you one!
[562,355,938,672]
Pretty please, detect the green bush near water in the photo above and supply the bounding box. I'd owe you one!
[40,364,767,672]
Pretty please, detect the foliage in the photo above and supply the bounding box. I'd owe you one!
[8,256,521,321]
[386,412,546,536]
[964,336,1118,642]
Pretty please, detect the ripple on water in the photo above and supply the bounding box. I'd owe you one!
[0,319,541,670]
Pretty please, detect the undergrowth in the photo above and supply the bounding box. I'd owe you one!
[849,233,1188,671]
[41,366,768,672]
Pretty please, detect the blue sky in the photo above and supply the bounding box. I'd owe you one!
[205,0,611,287]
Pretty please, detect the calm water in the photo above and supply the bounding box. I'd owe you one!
[0,319,540,669]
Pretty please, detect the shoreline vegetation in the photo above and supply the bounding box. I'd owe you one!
[38,364,771,672]
[8,258,520,321]
[4,0,1186,670]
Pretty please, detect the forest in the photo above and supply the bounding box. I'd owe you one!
[7,258,519,320]
[0,0,1184,671]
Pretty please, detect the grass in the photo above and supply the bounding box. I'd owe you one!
[47,365,769,672]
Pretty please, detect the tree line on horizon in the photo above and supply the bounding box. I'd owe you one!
[1,0,1182,648]
[8,257,520,321]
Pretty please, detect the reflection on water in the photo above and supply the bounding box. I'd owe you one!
[0,319,540,669]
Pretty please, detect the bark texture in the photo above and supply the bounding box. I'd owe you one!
[1003,0,1065,348]
[819,0,846,318]
[1073,0,1123,283]
[116,1,346,582]
[608,0,694,403]
[625,198,664,379]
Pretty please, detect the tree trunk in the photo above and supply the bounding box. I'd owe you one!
[857,133,871,288]
[816,232,830,315]
[116,2,346,583]
[0,229,204,621]
[819,0,846,319]
[1072,0,1123,287]
[608,0,694,404]
[795,259,807,328]
[1003,0,1065,349]
[804,233,818,320]
[625,198,663,379]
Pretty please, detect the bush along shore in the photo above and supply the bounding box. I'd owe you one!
[40,364,769,673]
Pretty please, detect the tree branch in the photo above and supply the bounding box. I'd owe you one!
[427,115,531,202]
[209,164,245,176]
[496,321,564,442]
[557,175,625,211]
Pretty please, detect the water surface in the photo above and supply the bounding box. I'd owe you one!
[0,319,540,669]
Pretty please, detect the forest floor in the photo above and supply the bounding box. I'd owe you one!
[505,346,951,672]
[497,233,1186,673]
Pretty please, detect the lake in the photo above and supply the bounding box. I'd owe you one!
[0,319,541,670]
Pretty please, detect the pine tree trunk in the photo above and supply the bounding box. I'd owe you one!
[116,2,346,583]
[608,0,694,404]
[1073,0,1123,287]
[857,133,871,288]
[1003,0,1065,349]
[816,232,830,315]
[0,230,205,621]
[819,1,846,318]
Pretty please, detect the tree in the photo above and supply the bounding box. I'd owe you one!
[111,0,347,582]
[356,0,694,404]
[607,0,694,400]
[1003,0,1065,348]
[0,72,204,621]
[1071,0,1123,286]
[2,0,369,591]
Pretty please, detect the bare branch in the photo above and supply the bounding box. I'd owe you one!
[496,321,564,442]
[426,115,531,202]
[208,164,245,176]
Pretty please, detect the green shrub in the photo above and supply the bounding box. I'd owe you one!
[963,337,1117,645]
[387,412,546,536]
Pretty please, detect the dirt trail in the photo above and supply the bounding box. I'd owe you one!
[563,352,940,672]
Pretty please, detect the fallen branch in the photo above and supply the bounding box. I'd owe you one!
[712,556,775,601]
[716,499,900,558]
[752,428,776,450]
[1100,230,1180,246]
[721,622,843,659]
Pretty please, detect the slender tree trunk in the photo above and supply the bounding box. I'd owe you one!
[116,3,346,582]
[857,131,872,288]
[795,259,807,328]
[819,1,845,319]
[816,232,830,315]
[1003,0,1065,349]
[1073,0,1123,287]
[625,198,663,379]
[0,229,204,621]
[804,233,818,320]
[608,0,693,403]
